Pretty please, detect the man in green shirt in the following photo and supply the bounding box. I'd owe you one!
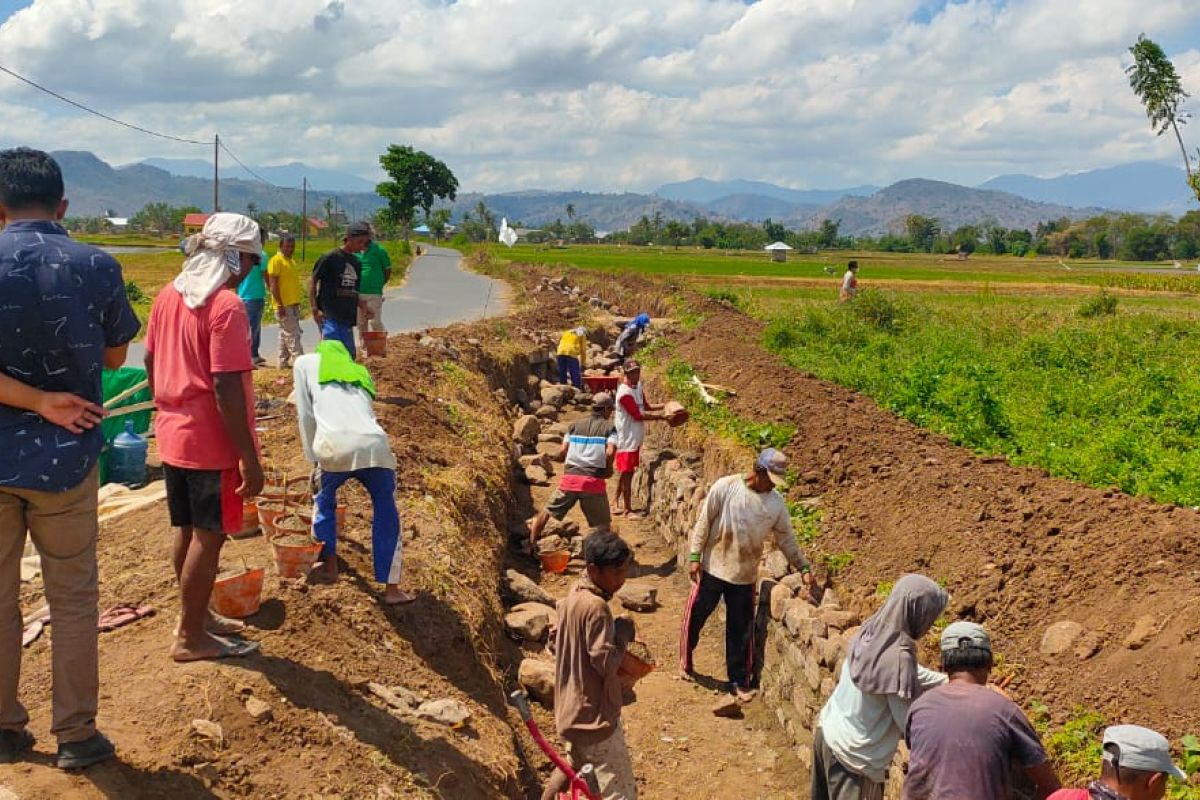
[356,235,391,350]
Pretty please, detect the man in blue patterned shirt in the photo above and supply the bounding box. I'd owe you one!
[0,148,139,769]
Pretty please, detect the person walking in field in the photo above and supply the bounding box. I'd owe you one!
[293,340,412,605]
[236,226,270,367]
[355,233,391,352]
[613,313,650,363]
[543,530,638,800]
[528,392,617,551]
[268,233,305,369]
[680,448,812,702]
[612,361,666,518]
[1048,725,1187,800]
[556,326,589,390]
[145,212,265,664]
[309,221,371,358]
[0,148,140,769]
[838,260,859,304]
[811,574,949,800]
[903,621,1060,800]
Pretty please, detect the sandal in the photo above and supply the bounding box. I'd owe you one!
[98,603,155,632]
[171,636,261,663]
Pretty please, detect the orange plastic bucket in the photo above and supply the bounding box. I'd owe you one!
[270,534,323,578]
[617,647,655,689]
[211,567,265,618]
[362,331,387,357]
[257,502,286,537]
[538,549,570,574]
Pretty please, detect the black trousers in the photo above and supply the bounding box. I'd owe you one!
[679,570,756,688]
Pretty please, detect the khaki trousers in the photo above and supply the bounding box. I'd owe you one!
[277,304,305,367]
[357,294,386,339]
[568,724,638,800]
[0,467,100,743]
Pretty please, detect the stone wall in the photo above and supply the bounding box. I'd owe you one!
[631,416,910,797]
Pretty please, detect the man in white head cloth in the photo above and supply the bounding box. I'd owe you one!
[144,212,265,663]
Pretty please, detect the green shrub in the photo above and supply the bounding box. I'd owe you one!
[124,280,147,304]
[850,289,908,331]
[704,288,743,309]
[1079,290,1118,318]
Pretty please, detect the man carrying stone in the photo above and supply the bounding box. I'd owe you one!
[528,392,617,551]
[0,147,140,769]
[680,448,811,703]
[309,221,371,358]
[543,530,638,800]
[1049,725,1187,800]
[904,621,1060,799]
[268,233,305,369]
[355,233,391,352]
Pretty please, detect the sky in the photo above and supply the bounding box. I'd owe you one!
[1,0,1199,194]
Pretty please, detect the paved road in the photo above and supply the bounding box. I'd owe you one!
[122,245,506,366]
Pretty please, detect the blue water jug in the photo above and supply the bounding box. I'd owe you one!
[108,420,148,487]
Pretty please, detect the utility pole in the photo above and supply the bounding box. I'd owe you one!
[301,176,308,262]
[213,134,220,212]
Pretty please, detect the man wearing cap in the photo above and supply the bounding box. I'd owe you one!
[556,326,588,390]
[1049,725,1188,800]
[904,621,1060,800]
[613,360,665,518]
[309,221,371,359]
[613,313,650,363]
[680,448,812,702]
[355,233,391,352]
[268,233,305,369]
[529,393,618,551]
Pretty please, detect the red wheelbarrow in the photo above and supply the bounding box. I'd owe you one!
[509,690,602,800]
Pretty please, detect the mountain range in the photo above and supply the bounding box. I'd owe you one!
[52,152,1197,235]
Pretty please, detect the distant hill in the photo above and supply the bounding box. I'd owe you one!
[978,162,1197,215]
[54,151,383,218]
[803,178,1098,236]
[449,190,713,231]
[138,157,378,193]
[656,177,878,206]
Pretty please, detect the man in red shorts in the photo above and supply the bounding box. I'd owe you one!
[145,212,265,663]
[612,361,665,518]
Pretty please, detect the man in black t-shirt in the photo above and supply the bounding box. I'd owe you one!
[309,221,371,358]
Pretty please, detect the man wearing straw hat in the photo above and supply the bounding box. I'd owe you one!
[145,212,265,665]
[0,148,139,769]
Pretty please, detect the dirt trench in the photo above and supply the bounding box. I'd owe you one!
[522,261,1200,743]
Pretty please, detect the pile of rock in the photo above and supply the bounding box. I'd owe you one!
[533,275,621,316]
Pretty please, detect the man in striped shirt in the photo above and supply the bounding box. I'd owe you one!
[529,393,618,550]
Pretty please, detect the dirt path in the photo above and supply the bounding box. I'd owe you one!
[525,406,805,800]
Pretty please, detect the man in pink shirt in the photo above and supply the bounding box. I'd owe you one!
[145,213,264,663]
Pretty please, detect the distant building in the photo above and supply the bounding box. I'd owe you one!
[305,217,328,237]
[182,213,210,235]
[105,217,129,230]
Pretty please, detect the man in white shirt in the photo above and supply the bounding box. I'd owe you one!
[293,340,412,605]
[680,448,812,702]
[613,361,665,517]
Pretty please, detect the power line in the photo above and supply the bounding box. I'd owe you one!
[218,138,274,185]
[0,63,209,146]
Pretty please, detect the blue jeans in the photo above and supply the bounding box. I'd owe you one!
[321,318,356,360]
[314,467,401,584]
[243,299,265,360]
[557,355,582,389]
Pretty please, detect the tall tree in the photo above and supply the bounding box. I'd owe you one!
[566,202,576,222]
[905,214,940,252]
[1127,35,1199,201]
[376,145,459,240]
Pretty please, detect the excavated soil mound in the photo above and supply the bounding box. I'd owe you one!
[524,262,1200,739]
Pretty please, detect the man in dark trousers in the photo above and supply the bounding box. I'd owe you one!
[681,447,811,703]
[0,148,140,769]
[309,221,371,358]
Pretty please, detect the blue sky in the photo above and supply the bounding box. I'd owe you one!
[2,0,1199,193]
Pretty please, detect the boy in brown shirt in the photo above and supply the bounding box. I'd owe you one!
[544,530,637,800]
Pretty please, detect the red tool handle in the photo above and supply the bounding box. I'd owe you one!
[509,691,602,800]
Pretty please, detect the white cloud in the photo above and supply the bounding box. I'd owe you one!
[0,0,1198,193]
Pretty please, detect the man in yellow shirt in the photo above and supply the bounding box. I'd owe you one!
[556,326,588,389]
[268,234,305,369]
